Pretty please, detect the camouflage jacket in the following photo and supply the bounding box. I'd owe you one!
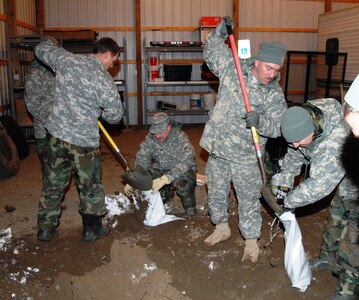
[199,31,287,164]
[34,40,123,148]
[280,98,351,209]
[24,59,55,139]
[134,122,197,183]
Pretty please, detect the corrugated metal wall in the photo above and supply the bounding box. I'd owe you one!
[3,0,358,124]
[318,4,359,82]
[0,0,37,120]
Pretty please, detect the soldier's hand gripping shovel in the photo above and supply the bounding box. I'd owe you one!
[97,121,152,191]
[225,20,282,214]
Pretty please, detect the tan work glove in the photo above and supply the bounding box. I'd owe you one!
[124,184,134,197]
[152,175,170,194]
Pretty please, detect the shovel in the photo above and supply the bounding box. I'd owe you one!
[225,23,282,214]
[97,120,152,191]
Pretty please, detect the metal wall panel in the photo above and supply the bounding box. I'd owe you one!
[42,0,355,124]
[16,0,36,24]
[318,5,359,82]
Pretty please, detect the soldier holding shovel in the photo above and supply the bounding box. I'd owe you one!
[200,16,287,262]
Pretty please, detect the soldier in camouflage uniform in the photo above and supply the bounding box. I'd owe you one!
[34,36,124,242]
[279,97,359,300]
[200,16,287,262]
[125,112,198,217]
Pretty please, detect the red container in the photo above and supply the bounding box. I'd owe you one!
[200,16,221,26]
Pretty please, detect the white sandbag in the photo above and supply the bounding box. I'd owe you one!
[278,211,312,292]
[142,190,184,227]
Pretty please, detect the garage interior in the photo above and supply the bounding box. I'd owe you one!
[1,0,359,299]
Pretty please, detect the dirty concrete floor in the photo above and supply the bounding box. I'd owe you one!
[0,125,337,299]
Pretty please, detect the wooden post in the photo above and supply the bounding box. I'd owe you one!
[325,0,332,12]
[135,0,143,128]
[233,0,239,42]
[35,0,45,30]
[6,0,18,119]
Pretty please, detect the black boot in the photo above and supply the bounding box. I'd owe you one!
[183,206,197,217]
[37,228,58,242]
[81,214,109,242]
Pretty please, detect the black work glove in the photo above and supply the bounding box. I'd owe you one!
[215,16,234,37]
[244,111,260,128]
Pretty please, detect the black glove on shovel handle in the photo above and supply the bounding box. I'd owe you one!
[225,22,282,214]
[98,121,152,191]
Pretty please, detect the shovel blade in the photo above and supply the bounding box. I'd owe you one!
[261,184,282,214]
[122,165,153,191]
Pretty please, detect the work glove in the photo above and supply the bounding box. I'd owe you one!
[152,175,170,194]
[276,186,290,205]
[124,184,134,197]
[41,35,59,47]
[244,111,260,128]
[215,16,234,38]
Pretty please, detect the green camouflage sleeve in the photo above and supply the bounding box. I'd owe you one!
[255,86,287,138]
[165,131,196,182]
[25,68,50,121]
[204,31,232,78]
[134,135,153,170]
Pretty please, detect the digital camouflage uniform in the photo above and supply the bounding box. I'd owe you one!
[24,58,55,168]
[34,39,124,230]
[135,121,197,212]
[279,98,359,291]
[200,31,287,239]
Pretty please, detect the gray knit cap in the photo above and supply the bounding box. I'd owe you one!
[281,106,315,143]
[150,112,170,134]
[256,42,287,66]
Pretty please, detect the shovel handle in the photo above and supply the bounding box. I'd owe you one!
[97,120,130,171]
[226,23,266,184]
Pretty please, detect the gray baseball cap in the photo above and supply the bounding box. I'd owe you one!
[149,112,170,134]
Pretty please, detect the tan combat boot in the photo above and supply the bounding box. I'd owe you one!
[203,223,231,247]
[242,239,259,262]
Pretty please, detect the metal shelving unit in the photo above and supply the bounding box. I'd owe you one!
[143,43,218,128]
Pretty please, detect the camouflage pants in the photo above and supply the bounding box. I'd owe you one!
[35,137,47,176]
[205,155,262,239]
[149,167,197,210]
[320,186,359,285]
[37,135,106,230]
